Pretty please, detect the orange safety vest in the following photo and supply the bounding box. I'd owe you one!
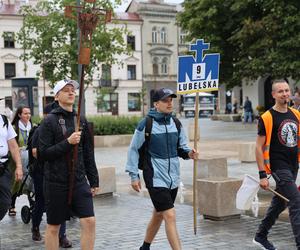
[261,107,300,174]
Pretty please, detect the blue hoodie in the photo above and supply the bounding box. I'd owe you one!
[125,109,191,189]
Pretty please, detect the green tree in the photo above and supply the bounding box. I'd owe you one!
[177,0,300,87]
[17,0,130,88]
[230,0,300,83]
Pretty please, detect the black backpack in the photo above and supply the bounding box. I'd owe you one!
[1,114,8,129]
[138,116,181,170]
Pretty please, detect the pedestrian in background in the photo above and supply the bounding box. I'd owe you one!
[233,99,238,114]
[9,105,32,216]
[126,88,198,250]
[253,80,300,250]
[291,91,300,111]
[243,96,253,123]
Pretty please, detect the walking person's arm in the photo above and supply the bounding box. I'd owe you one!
[125,121,146,192]
[8,138,23,181]
[82,118,99,196]
[177,126,198,160]
[256,135,269,189]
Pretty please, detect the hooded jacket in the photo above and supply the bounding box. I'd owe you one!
[126,109,191,189]
[39,106,99,188]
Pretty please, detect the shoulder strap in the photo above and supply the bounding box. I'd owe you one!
[172,117,181,133]
[145,116,153,142]
[58,114,67,138]
[1,114,8,129]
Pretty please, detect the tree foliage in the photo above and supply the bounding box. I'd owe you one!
[177,0,300,87]
[17,0,130,88]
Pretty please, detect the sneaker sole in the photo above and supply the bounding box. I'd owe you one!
[252,239,277,250]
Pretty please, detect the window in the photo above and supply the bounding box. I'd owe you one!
[3,32,15,48]
[161,57,168,74]
[152,27,158,43]
[128,93,141,111]
[160,27,166,44]
[127,65,136,80]
[97,93,118,113]
[179,32,187,45]
[127,35,135,51]
[4,63,16,79]
[100,64,111,87]
[152,57,159,75]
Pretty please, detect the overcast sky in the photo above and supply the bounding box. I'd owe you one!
[115,0,183,12]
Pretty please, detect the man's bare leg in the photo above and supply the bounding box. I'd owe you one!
[80,216,96,250]
[162,208,181,250]
[144,209,164,243]
[45,224,60,250]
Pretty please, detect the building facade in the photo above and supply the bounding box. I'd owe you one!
[0,0,144,117]
[126,0,184,112]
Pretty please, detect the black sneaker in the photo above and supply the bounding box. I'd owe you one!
[253,235,277,250]
[31,227,42,241]
[59,236,72,248]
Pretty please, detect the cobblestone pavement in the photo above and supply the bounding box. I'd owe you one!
[0,194,296,250]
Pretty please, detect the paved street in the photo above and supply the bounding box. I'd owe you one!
[0,194,296,250]
[0,118,298,249]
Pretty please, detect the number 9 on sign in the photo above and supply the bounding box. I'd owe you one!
[192,63,205,80]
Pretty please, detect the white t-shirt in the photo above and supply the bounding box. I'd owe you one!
[0,115,17,163]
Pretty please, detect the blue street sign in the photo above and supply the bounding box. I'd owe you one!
[177,39,220,94]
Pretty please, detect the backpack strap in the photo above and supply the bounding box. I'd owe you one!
[172,117,182,149]
[58,115,67,138]
[172,117,181,134]
[1,114,8,129]
[145,116,153,142]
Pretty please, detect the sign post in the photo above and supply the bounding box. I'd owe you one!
[177,39,220,234]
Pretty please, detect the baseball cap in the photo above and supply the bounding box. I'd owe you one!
[152,88,177,102]
[53,79,79,95]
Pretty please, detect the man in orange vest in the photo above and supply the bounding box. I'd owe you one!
[253,79,300,250]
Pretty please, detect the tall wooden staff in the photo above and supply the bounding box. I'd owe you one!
[65,0,111,204]
[177,39,220,235]
[193,92,199,235]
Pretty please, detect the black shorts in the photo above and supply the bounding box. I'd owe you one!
[45,181,95,225]
[0,169,11,220]
[148,187,178,212]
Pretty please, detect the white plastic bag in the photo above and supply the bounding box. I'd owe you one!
[236,174,260,210]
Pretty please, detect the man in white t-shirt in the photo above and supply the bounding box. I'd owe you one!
[0,113,23,221]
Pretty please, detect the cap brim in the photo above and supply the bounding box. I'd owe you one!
[0,98,4,101]
[161,93,177,100]
[67,80,79,89]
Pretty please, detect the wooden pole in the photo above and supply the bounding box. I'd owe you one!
[68,64,85,205]
[267,187,289,202]
[42,61,46,110]
[193,92,199,235]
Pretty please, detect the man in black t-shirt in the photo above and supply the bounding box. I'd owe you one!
[253,80,300,250]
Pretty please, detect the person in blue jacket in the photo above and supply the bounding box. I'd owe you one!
[126,88,198,250]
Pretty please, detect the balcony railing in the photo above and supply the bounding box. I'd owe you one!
[99,79,119,88]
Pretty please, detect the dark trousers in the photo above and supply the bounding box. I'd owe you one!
[32,171,66,237]
[0,169,11,221]
[32,171,45,228]
[256,169,300,248]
